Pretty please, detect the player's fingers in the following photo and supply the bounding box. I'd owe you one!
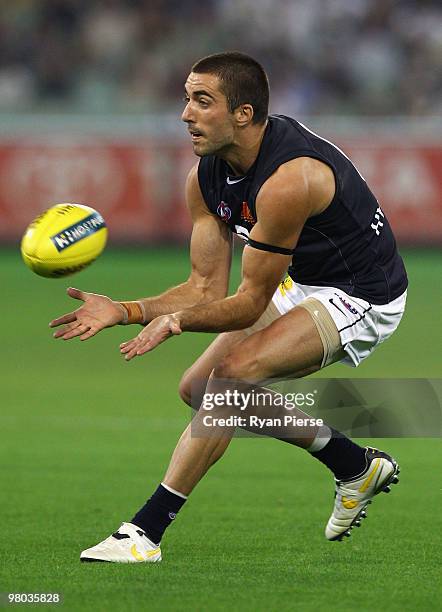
[53,321,78,337]
[124,347,139,361]
[53,328,68,338]
[49,312,76,327]
[136,335,162,355]
[136,336,157,353]
[61,324,90,340]
[136,331,167,354]
[123,337,147,359]
[120,338,141,353]
[136,345,153,356]
[120,337,141,348]
[62,330,86,340]
[79,328,98,341]
[67,287,87,301]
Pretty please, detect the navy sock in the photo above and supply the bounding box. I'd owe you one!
[310,429,367,480]
[131,484,187,545]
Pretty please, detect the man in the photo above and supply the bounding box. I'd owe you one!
[50,52,407,563]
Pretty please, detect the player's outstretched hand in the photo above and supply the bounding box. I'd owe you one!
[50,287,125,341]
[120,314,182,360]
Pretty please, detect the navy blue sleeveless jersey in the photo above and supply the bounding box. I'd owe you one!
[197,115,407,305]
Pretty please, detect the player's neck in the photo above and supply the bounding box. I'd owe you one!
[221,121,267,176]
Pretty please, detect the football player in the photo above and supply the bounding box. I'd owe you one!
[51,52,406,562]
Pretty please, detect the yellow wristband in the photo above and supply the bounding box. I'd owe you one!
[119,301,145,325]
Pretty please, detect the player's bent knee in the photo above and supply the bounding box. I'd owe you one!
[213,352,260,382]
[178,375,192,407]
[179,369,210,409]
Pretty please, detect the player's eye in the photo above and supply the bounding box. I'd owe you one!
[183,95,190,104]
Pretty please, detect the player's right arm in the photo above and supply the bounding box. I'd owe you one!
[137,163,233,319]
[49,164,233,341]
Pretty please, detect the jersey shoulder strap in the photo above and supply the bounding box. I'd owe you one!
[197,155,218,210]
[248,115,340,218]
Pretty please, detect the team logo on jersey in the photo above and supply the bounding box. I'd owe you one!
[241,201,255,224]
[217,201,232,222]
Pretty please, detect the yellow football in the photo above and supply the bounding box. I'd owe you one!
[21,203,108,278]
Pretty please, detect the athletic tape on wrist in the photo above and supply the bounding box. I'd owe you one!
[119,301,145,325]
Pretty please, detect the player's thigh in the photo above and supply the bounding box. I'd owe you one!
[179,330,247,406]
[215,305,329,382]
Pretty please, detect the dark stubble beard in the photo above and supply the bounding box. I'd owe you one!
[194,134,234,157]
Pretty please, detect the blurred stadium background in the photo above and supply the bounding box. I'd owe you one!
[1,2,441,611]
[0,0,441,244]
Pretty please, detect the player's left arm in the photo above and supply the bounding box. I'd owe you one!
[121,158,328,360]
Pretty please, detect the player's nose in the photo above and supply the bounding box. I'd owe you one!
[181,102,194,123]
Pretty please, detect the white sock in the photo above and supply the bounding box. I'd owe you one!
[307,425,332,453]
[161,482,188,500]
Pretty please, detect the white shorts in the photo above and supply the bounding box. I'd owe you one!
[272,278,407,367]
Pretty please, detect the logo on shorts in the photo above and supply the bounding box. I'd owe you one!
[279,275,293,296]
[217,201,232,222]
[336,294,359,315]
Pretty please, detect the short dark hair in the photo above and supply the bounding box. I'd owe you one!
[192,51,269,125]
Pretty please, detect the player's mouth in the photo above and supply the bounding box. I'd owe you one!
[188,128,204,142]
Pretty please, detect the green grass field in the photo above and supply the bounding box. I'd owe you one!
[1,248,441,611]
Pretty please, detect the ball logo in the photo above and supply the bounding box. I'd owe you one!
[51,212,106,252]
[217,201,232,222]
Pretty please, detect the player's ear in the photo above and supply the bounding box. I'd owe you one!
[234,104,254,127]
